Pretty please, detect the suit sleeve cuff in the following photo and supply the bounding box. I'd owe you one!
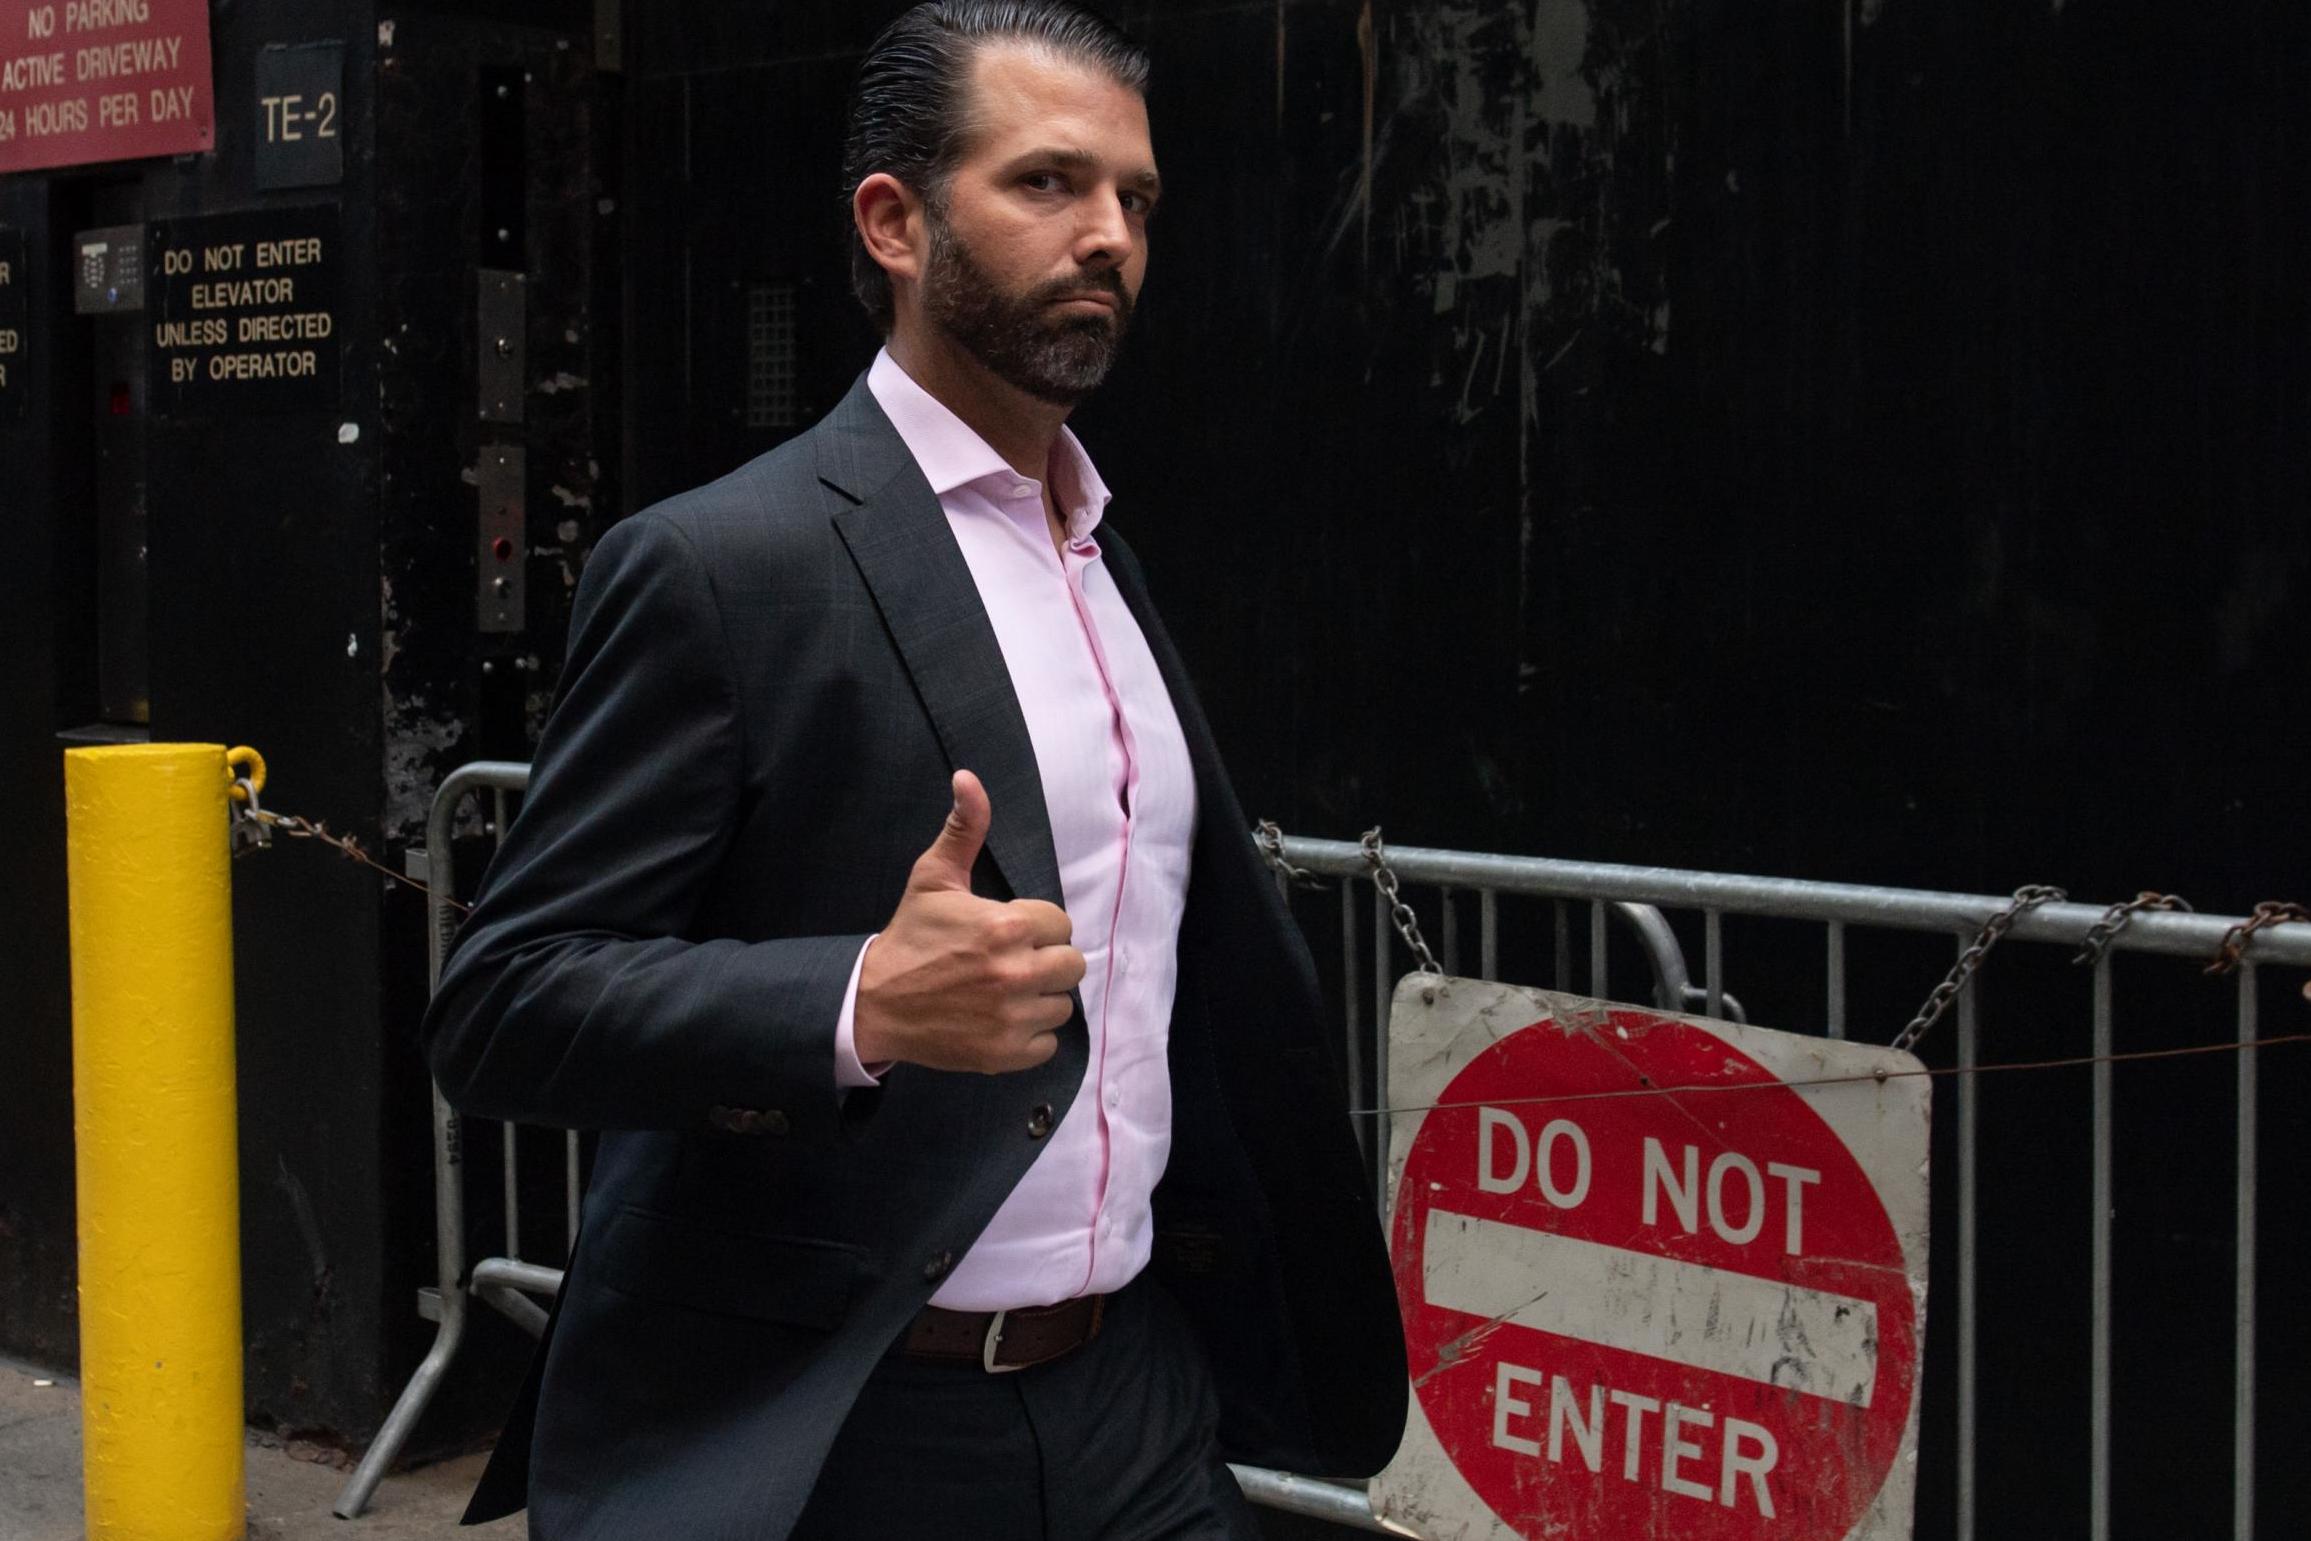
[832,934,890,1088]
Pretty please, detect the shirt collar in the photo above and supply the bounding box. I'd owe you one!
[866,347,1113,543]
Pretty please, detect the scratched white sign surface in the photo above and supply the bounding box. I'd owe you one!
[1371,978,1930,1541]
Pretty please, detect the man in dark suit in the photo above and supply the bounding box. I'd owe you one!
[423,3,1406,1535]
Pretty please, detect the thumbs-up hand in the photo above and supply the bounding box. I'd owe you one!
[852,770,1086,1074]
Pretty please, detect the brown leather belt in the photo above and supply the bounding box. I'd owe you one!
[901,1294,1108,1373]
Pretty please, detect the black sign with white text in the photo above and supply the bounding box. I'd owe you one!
[146,205,341,415]
[254,43,342,190]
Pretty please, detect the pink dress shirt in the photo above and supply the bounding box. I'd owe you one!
[828,349,1199,1312]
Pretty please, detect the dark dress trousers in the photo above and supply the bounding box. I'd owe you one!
[421,372,1409,1539]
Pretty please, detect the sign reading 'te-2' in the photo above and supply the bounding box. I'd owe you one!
[254,42,342,190]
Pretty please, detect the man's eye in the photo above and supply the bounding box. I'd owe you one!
[1023,172,1064,192]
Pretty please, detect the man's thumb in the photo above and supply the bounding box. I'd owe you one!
[912,769,990,890]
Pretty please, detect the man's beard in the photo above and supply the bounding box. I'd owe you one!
[921,209,1134,407]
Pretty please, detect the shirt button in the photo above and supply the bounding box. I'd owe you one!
[1105,1088,1121,1110]
[1011,482,1033,498]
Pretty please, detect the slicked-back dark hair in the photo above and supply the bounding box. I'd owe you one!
[842,1,1151,334]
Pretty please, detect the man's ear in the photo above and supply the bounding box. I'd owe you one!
[854,172,925,292]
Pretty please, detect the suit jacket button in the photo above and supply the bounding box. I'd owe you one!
[761,1109,790,1136]
[706,1105,738,1131]
[1027,1104,1054,1139]
[922,1250,955,1282]
[730,1109,764,1133]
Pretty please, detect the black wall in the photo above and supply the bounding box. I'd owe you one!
[0,169,84,1376]
[618,0,2307,902]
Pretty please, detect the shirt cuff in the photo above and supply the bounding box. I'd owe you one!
[832,934,890,1088]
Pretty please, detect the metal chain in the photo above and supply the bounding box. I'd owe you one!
[2072,890,2193,967]
[229,776,462,909]
[1252,819,1320,886]
[1359,828,1443,977]
[2206,901,2311,976]
[1890,884,2067,1053]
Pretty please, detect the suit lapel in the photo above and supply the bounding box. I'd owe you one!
[818,377,1064,908]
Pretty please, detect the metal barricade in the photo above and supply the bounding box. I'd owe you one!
[342,778,2311,1538]
[1272,833,2311,1541]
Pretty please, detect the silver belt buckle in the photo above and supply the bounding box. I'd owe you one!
[981,1308,1018,1374]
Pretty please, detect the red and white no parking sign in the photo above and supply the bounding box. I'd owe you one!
[1372,980,1930,1541]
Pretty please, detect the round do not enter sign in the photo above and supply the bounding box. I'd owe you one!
[1377,987,1928,1541]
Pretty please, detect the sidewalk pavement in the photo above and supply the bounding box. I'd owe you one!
[0,1356,525,1541]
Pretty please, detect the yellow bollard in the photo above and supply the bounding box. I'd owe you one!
[64,743,247,1541]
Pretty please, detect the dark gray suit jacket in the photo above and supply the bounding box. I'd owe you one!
[423,373,1407,1539]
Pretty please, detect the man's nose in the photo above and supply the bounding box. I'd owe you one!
[1073,188,1135,268]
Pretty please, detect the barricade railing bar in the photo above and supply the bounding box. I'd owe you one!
[340,769,2309,1538]
[337,761,539,1519]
